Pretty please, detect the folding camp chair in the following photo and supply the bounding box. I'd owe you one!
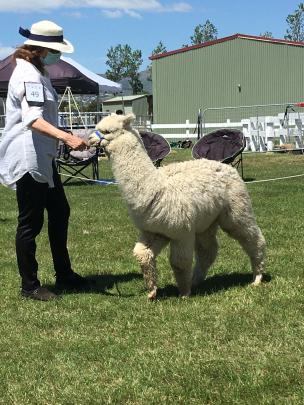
[56,129,100,185]
[192,129,245,178]
[55,87,102,185]
[139,130,171,167]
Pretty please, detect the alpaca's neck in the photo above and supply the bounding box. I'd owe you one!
[109,134,161,210]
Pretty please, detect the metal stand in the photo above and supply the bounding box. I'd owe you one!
[58,86,87,131]
[197,108,203,139]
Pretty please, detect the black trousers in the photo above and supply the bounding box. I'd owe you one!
[15,164,72,291]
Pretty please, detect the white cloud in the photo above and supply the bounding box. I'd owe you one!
[169,2,192,12]
[125,9,142,19]
[102,8,142,19]
[0,0,61,12]
[102,9,123,18]
[62,11,84,18]
[86,1,162,11]
[102,10,142,18]
[0,0,192,15]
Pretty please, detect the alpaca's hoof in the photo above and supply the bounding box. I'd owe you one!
[148,287,157,300]
[252,274,263,286]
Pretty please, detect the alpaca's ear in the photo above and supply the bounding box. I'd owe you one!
[123,113,136,126]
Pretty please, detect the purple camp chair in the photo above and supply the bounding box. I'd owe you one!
[192,129,245,178]
[139,130,171,167]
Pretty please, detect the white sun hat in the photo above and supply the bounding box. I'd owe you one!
[19,20,74,53]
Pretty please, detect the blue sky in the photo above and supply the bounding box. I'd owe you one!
[0,0,300,74]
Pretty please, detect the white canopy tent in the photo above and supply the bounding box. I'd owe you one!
[0,53,121,96]
[60,56,121,94]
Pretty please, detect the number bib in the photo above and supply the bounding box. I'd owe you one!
[24,82,45,106]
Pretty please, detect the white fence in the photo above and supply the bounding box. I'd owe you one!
[151,120,196,139]
[151,111,304,151]
[1,107,304,152]
[240,112,304,151]
[58,111,108,128]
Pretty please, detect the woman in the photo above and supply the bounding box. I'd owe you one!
[0,20,89,301]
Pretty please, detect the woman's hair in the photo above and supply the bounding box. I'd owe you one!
[13,45,46,74]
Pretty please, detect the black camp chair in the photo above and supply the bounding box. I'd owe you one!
[139,130,171,167]
[192,129,245,178]
[56,130,100,185]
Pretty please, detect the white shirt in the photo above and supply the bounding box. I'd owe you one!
[0,58,58,189]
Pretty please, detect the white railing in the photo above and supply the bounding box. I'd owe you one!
[151,113,304,151]
[151,119,243,139]
[1,110,304,152]
[239,113,304,151]
[58,111,109,129]
[151,120,196,138]
[58,112,153,129]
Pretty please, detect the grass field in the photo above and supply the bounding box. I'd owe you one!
[1,150,304,404]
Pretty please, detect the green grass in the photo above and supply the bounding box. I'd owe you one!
[1,151,304,404]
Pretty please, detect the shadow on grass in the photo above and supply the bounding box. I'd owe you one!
[46,272,142,297]
[46,271,272,299]
[0,218,11,223]
[157,272,272,299]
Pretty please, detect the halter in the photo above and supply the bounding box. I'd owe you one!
[94,130,105,143]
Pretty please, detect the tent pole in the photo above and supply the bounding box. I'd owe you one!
[58,86,69,129]
[58,86,68,110]
[67,86,73,131]
[69,87,86,130]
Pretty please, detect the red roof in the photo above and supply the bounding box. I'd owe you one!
[149,33,304,61]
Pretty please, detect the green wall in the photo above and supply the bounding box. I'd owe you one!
[152,38,304,125]
[102,97,148,116]
[132,98,149,117]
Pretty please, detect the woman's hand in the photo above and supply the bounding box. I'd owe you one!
[64,133,88,151]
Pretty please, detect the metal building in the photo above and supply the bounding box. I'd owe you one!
[150,34,304,125]
[102,94,152,119]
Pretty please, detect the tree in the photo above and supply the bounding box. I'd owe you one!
[129,75,143,94]
[260,31,273,38]
[82,98,98,112]
[151,41,167,56]
[285,3,304,41]
[147,41,167,81]
[105,44,143,94]
[190,19,218,45]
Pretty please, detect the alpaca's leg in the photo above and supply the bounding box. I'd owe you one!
[192,224,219,288]
[169,237,194,297]
[219,211,266,285]
[133,232,169,300]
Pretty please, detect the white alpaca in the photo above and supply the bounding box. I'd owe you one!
[89,114,266,299]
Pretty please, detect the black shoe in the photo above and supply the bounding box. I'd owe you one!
[21,287,58,301]
[55,271,90,290]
